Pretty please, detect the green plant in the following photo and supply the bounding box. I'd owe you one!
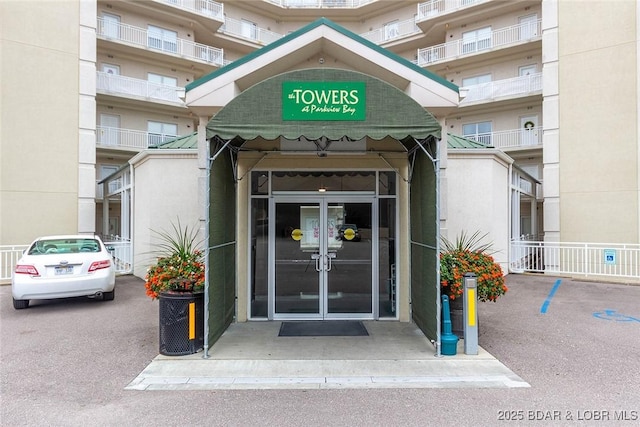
[440,231,507,302]
[145,220,205,300]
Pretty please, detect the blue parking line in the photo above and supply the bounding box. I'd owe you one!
[540,279,562,314]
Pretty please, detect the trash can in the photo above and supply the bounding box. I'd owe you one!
[158,291,204,356]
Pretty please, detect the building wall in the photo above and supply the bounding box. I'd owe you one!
[444,150,513,273]
[0,0,88,244]
[131,151,201,278]
[557,0,639,243]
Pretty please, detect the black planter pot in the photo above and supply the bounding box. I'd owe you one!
[158,291,204,356]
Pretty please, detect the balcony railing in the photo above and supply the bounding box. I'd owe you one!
[360,17,421,44]
[510,240,640,280]
[262,0,376,7]
[96,72,185,105]
[97,17,224,66]
[219,16,283,45]
[96,126,178,151]
[460,73,542,106]
[417,0,490,21]
[463,127,542,150]
[417,19,541,66]
[151,0,224,20]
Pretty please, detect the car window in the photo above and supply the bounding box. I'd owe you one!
[28,238,101,255]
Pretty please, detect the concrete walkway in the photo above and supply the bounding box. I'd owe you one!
[126,321,529,390]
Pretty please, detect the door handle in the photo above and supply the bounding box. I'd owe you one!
[326,252,337,272]
[311,253,322,272]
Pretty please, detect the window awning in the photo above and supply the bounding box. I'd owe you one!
[206,68,441,144]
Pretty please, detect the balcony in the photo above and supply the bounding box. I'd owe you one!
[219,16,283,46]
[96,126,178,151]
[96,72,186,107]
[459,73,542,107]
[150,0,224,21]
[416,0,490,21]
[97,17,224,67]
[417,19,541,66]
[463,127,542,150]
[360,17,422,45]
[262,0,376,7]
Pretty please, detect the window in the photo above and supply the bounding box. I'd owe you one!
[462,26,491,54]
[462,121,492,145]
[241,19,257,40]
[384,21,400,40]
[147,121,178,146]
[462,74,491,87]
[147,25,177,53]
[147,73,177,87]
[102,63,120,75]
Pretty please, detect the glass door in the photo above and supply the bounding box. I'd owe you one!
[272,197,374,319]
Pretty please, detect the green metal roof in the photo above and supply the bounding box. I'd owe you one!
[150,132,198,149]
[447,133,493,149]
[186,17,458,93]
[149,132,491,151]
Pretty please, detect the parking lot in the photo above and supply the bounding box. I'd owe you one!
[1,273,639,426]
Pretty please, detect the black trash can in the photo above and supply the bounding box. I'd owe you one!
[158,291,204,356]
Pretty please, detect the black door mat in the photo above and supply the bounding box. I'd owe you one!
[278,321,369,337]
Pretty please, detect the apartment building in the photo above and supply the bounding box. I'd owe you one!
[2,1,639,343]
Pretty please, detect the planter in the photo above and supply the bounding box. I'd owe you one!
[158,291,204,356]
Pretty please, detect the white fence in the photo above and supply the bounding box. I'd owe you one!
[510,240,640,280]
[0,239,133,283]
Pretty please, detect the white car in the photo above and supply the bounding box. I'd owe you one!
[11,235,116,309]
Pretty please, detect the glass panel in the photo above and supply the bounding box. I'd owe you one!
[326,202,372,314]
[271,171,375,192]
[378,172,396,195]
[274,203,320,314]
[251,171,269,195]
[378,198,396,317]
[250,199,268,318]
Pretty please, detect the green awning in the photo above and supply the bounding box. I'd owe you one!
[206,68,441,143]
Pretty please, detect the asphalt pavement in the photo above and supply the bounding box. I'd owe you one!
[1,273,639,426]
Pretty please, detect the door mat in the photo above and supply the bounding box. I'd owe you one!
[278,321,369,337]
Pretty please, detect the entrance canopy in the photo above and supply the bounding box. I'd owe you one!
[206,68,441,144]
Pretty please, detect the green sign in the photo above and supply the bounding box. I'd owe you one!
[282,81,366,121]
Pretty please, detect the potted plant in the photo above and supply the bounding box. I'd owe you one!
[145,220,205,356]
[440,231,508,336]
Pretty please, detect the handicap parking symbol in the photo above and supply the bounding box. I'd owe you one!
[593,309,640,323]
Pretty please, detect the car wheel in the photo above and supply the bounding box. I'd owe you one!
[13,298,29,309]
[103,289,115,301]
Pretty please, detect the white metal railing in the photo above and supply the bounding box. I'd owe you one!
[220,16,283,45]
[0,245,29,283]
[510,240,640,280]
[360,17,421,44]
[417,19,541,66]
[151,0,224,20]
[97,17,224,66]
[96,126,177,151]
[262,0,376,7]
[96,72,185,105]
[463,127,542,149]
[417,0,489,20]
[102,237,133,275]
[460,73,542,105]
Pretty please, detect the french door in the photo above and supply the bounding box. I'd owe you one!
[271,196,374,319]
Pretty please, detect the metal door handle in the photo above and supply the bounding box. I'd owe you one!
[326,252,337,272]
[311,253,322,272]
